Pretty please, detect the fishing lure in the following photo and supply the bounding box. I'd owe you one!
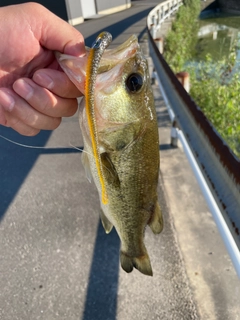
[85,32,112,205]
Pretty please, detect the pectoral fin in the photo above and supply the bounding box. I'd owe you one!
[100,209,113,234]
[100,152,120,187]
[98,120,143,153]
[81,152,92,183]
[148,202,163,234]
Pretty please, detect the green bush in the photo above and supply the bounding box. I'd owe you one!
[164,0,200,72]
[188,53,240,158]
[164,0,240,158]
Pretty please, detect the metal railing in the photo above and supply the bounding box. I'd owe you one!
[147,0,240,278]
[147,0,182,38]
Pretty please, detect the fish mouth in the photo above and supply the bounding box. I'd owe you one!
[55,34,139,95]
[95,34,140,94]
[98,34,139,73]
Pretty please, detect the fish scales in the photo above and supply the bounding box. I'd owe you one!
[56,32,163,276]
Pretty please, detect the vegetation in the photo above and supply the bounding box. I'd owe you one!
[164,0,200,72]
[188,53,240,157]
[164,0,240,158]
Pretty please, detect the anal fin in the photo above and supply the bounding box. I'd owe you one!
[100,209,113,234]
[148,202,163,234]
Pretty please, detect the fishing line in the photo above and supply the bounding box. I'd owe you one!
[0,134,83,151]
[0,133,117,181]
[0,134,102,162]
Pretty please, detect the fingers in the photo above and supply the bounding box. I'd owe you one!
[13,2,85,57]
[4,113,40,136]
[0,3,86,137]
[32,3,86,56]
[13,77,79,118]
[0,88,61,136]
[33,69,82,99]
[0,69,81,136]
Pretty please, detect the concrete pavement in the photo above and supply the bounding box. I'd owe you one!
[0,1,239,319]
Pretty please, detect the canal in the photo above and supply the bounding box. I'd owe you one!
[197,13,240,62]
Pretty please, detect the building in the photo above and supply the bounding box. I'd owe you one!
[0,0,131,25]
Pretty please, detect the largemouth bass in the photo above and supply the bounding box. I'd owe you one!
[56,32,163,276]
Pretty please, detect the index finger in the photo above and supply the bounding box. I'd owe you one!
[37,3,85,56]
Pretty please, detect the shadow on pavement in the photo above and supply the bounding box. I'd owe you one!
[78,7,153,46]
[0,127,81,220]
[0,127,51,220]
[82,221,120,320]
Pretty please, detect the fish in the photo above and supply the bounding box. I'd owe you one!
[56,32,163,276]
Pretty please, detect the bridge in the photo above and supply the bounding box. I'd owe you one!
[0,1,239,320]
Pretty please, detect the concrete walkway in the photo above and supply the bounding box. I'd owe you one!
[0,1,239,319]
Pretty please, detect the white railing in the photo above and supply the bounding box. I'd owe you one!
[147,0,183,39]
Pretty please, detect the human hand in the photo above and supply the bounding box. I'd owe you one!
[0,3,85,136]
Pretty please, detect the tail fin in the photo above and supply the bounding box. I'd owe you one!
[120,251,153,276]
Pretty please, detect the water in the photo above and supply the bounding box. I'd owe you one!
[196,13,240,62]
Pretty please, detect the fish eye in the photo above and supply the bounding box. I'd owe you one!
[126,73,143,93]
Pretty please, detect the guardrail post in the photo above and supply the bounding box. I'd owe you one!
[154,38,164,54]
[157,9,161,24]
[161,7,164,21]
[151,68,156,85]
[170,0,173,14]
[176,71,190,93]
[152,14,157,26]
[150,24,157,39]
[170,119,178,147]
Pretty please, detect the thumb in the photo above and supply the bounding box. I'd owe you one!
[37,3,85,56]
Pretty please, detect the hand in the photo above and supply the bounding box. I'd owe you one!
[0,3,85,136]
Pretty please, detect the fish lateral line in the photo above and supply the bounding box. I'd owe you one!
[85,31,112,205]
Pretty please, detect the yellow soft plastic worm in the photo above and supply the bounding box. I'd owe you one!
[85,32,112,204]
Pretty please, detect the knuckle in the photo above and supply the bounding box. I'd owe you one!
[57,74,80,98]
[20,110,35,126]
[51,117,62,130]
[38,93,58,115]
[8,116,21,127]
[64,99,78,117]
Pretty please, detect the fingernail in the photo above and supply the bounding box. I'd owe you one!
[34,72,54,90]
[15,79,34,100]
[0,89,15,111]
[69,43,86,57]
